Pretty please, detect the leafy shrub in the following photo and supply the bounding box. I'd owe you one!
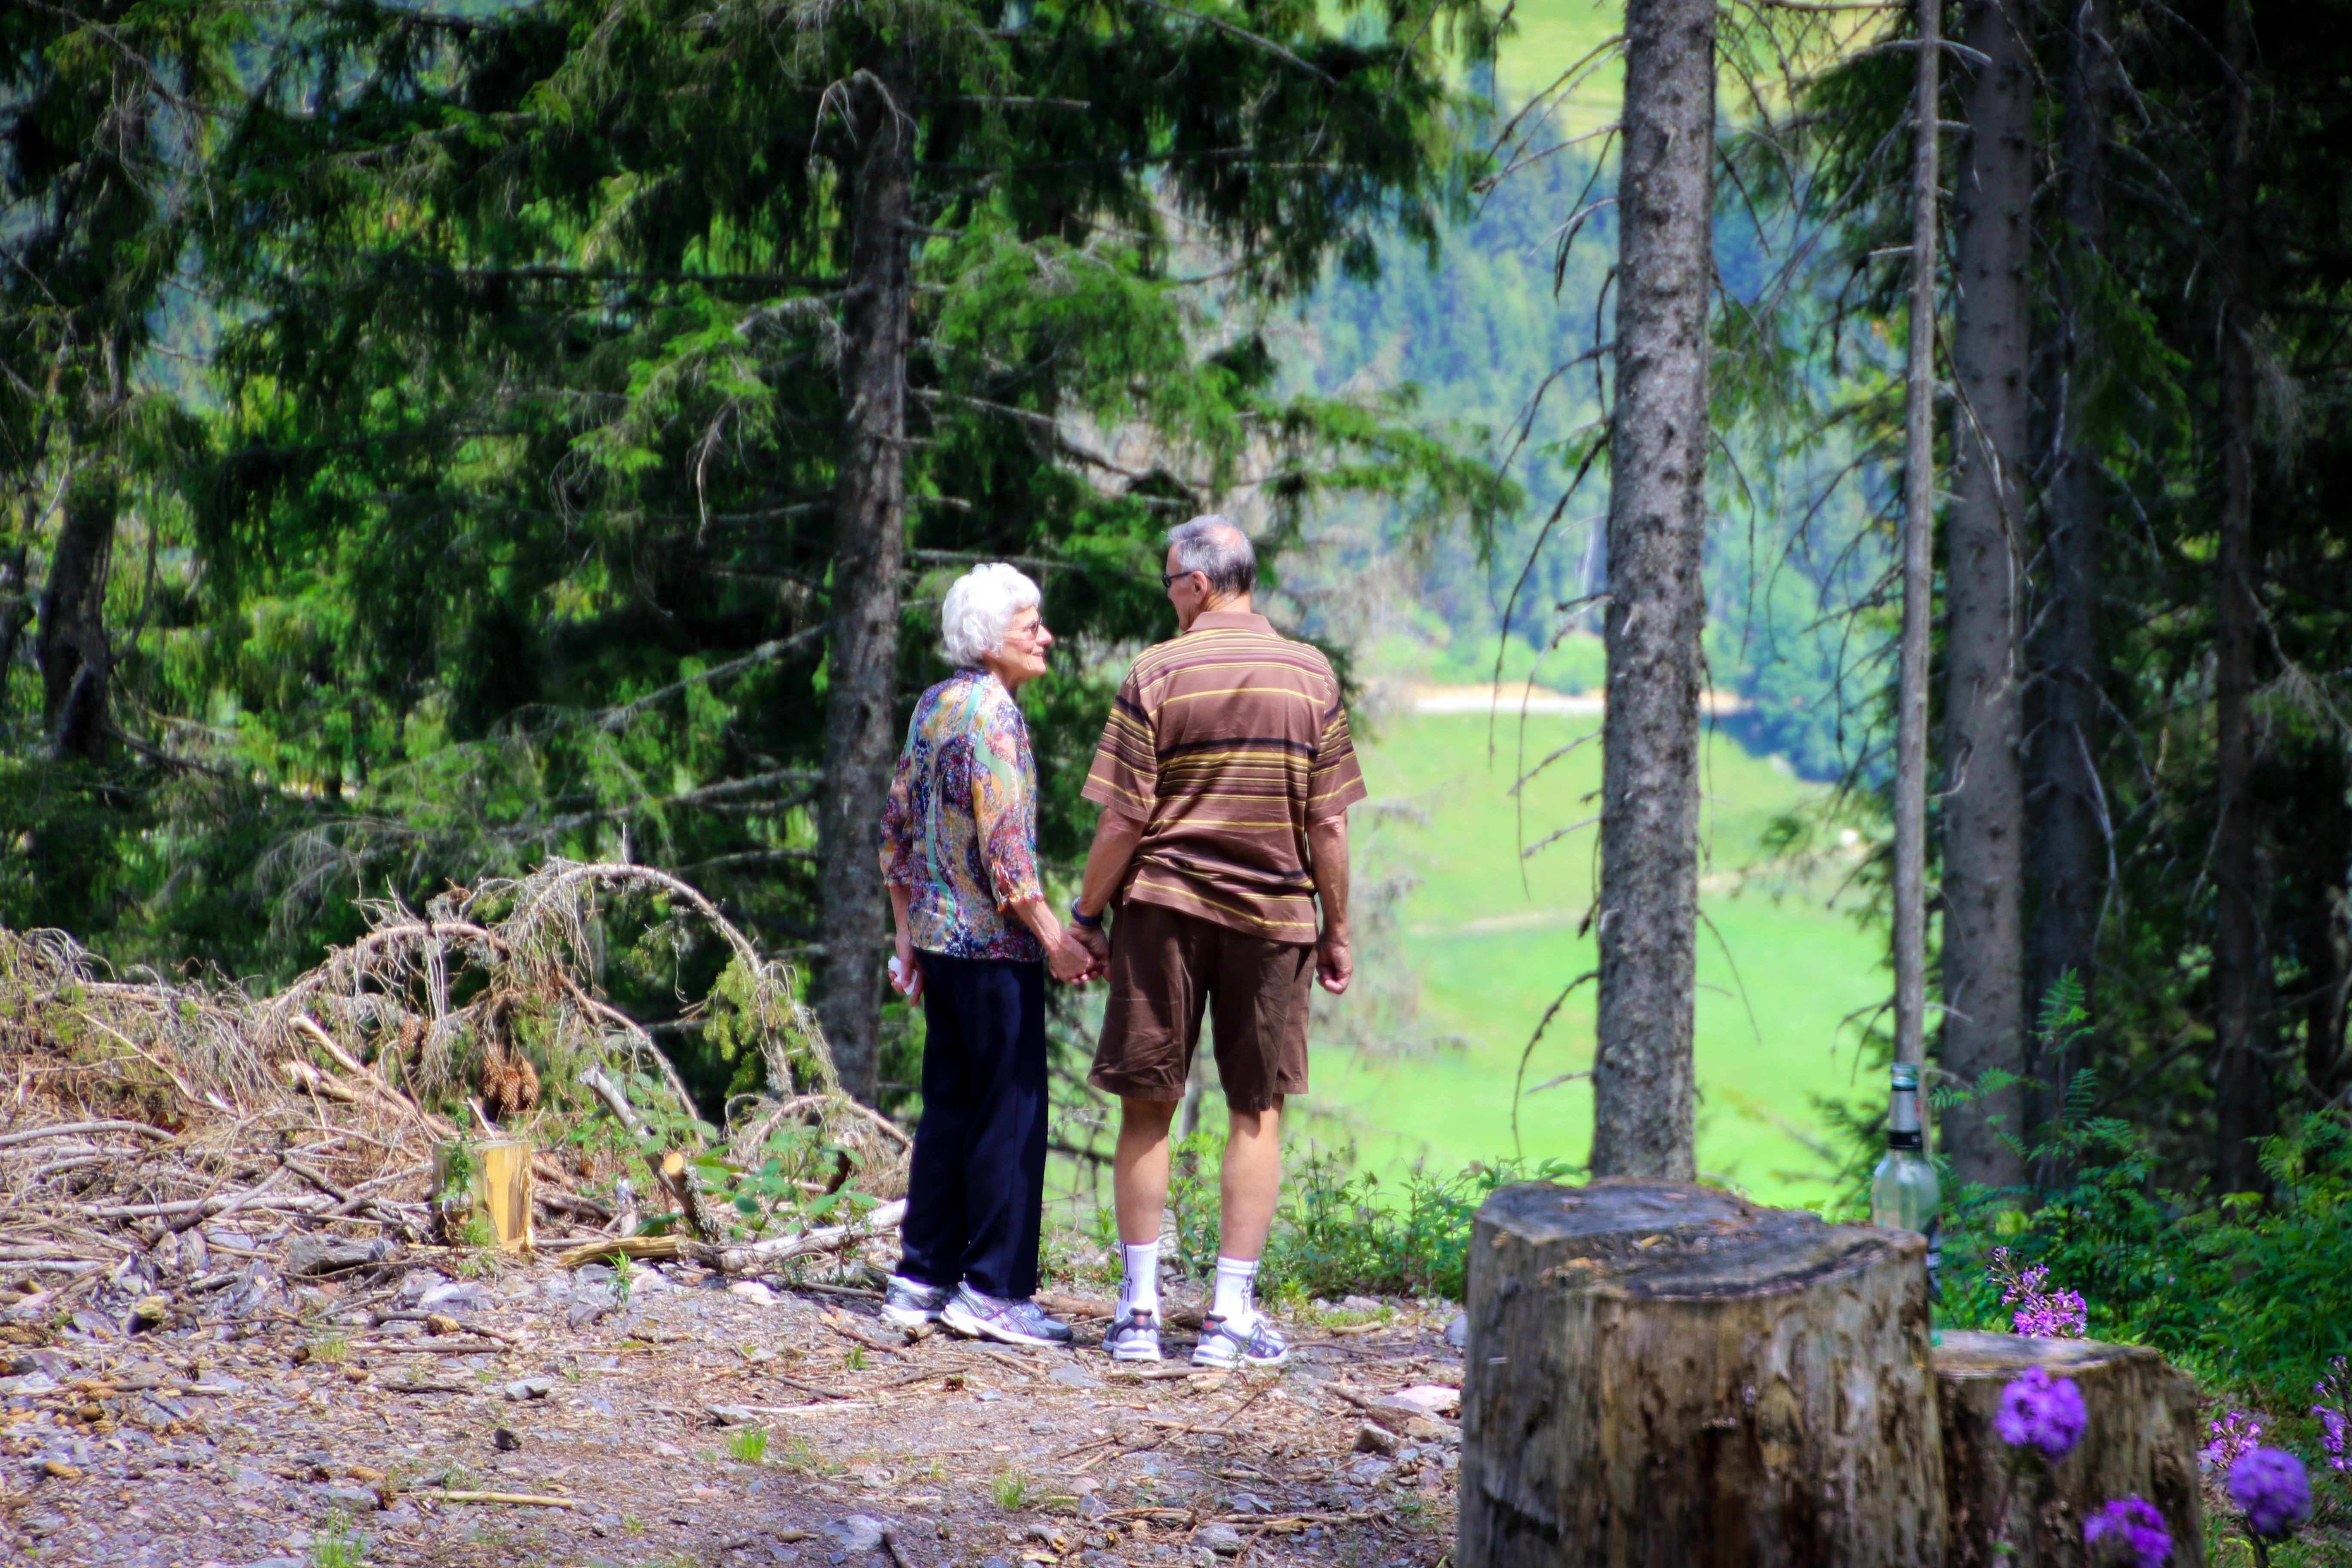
[1164,1131,1576,1302]
[1921,983,2352,1404]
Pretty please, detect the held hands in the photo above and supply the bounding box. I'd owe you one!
[1049,920,1109,985]
[1315,929,1353,995]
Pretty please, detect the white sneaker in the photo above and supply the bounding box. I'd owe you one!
[1191,1313,1288,1369]
[1102,1306,1163,1363]
[939,1285,1075,1348]
[881,1274,951,1328]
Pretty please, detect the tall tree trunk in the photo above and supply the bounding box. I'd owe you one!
[814,58,916,1106]
[1589,0,1715,1182]
[2024,0,2116,1128]
[35,470,117,762]
[1894,0,1945,1081]
[2211,0,2266,1193]
[1939,0,2034,1193]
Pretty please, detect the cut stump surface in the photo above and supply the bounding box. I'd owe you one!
[1458,1179,1945,1568]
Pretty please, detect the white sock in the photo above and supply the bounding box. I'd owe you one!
[1119,1241,1161,1320]
[1211,1255,1261,1327]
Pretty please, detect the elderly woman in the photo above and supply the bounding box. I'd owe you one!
[876,563,1089,1348]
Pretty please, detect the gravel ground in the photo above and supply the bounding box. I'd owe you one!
[1,1257,1467,1568]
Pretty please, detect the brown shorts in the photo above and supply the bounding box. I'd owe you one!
[1088,898,1313,1114]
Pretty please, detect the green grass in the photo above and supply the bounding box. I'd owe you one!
[727,1426,770,1465]
[1302,710,1880,1208]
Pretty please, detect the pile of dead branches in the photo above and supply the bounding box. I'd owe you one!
[0,860,908,1330]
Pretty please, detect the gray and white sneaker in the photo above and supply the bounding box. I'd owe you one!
[1102,1306,1163,1363]
[881,1274,952,1329]
[1192,1313,1288,1369]
[940,1285,1074,1348]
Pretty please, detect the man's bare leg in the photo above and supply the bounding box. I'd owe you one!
[1113,1097,1179,1244]
[1218,1097,1283,1260]
[1104,1097,1178,1358]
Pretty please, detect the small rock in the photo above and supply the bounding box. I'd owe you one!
[418,1280,491,1314]
[1375,1384,1461,1419]
[1352,1424,1399,1455]
[728,1282,779,1306]
[492,1427,522,1452]
[317,1483,381,1511]
[571,1263,615,1287]
[396,1271,450,1306]
[1081,1553,1127,1568]
[982,1557,1014,1568]
[974,1388,1004,1402]
[40,1459,83,1480]
[710,1404,762,1427]
[9,1348,71,1378]
[566,1288,616,1330]
[1337,1295,1384,1315]
[1346,1457,1393,1485]
[12,1371,59,1395]
[1442,1315,1469,1349]
[1229,1492,1270,1514]
[1404,1416,1457,1443]
[1026,1524,1072,1551]
[1078,1491,1112,1519]
[823,1514,888,1552]
[128,1294,171,1332]
[286,1236,401,1277]
[502,1378,553,1401]
[1196,1524,1246,1556]
[1050,1364,1105,1390]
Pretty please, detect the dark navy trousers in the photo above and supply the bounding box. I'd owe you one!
[895,951,1049,1301]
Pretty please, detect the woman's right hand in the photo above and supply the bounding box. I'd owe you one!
[1047,929,1097,985]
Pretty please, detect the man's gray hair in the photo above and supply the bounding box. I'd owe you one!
[940,562,1041,668]
[1166,514,1256,598]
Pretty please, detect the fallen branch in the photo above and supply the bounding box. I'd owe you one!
[435,1491,577,1508]
[0,1121,176,1150]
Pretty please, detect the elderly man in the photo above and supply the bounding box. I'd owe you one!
[1066,516,1362,1368]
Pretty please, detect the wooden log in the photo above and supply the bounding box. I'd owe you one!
[1933,1330,2203,1568]
[1458,1179,1945,1568]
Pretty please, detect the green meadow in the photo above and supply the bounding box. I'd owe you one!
[1299,707,1886,1209]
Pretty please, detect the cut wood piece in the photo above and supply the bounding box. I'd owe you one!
[1934,1330,2203,1568]
[1458,1179,1945,1568]
[431,1138,535,1252]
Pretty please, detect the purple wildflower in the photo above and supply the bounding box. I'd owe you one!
[2201,1410,2262,1473]
[1994,1365,2087,1458]
[1988,1246,2089,1338]
[2227,1447,2312,1540]
[2317,1406,2348,1475]
[2316,1355,2350,1474]
[2083,1496,2173,1568]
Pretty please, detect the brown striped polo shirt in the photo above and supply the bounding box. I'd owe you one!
[1081,609,1368,944]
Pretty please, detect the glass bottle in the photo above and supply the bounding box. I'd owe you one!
[1871,1061,1942,1296]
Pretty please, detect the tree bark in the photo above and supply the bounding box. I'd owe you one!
[1894,0,1945,1079]
[1458,1180,1946,1566]
[1591,0,1715,1182]
[1940,0,2035,1193]
[2024,0,2115,1070]
[1933,1331,2204,1568]
[814,57,918,1106]
[35,471,118,763]
[2211,0,2265,1193]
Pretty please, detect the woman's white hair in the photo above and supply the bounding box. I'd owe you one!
[940,563,1042,668]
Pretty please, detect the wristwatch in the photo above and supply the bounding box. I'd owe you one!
[1069,899,1104,930]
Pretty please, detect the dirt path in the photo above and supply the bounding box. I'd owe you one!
[2,1258,1467,1568]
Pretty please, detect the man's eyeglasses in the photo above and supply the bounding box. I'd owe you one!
[1160,569,1201,588]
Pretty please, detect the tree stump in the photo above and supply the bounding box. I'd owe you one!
[1458,1180,1945,1568]
[1934,1330,2203,1567]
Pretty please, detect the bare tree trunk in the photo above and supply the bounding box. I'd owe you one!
[2211,0,2266,1193]
[1939,0,2034,1193]
[2024,0,2116,1133]
[35,471,117,763]
[1590,0,1715,1182]
[814,58,916,1106]
[1894,0,1945,1081]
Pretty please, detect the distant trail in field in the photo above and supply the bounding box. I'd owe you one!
[1405,684,1746,717]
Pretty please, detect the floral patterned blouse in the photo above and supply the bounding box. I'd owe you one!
[878,668,1045,962]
